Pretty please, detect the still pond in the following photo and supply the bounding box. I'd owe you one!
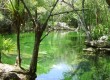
[36,31,110,80]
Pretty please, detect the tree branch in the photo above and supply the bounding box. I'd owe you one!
[20,0,36,26]
[42,0,59,31]
[40,28,54,42]
[62,0,91,41]
[62,0,74,9]
[51,9,88,16]
[9,0,15,11]
[40,0,59,41]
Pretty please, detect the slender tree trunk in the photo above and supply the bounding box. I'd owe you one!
[62,0,92,41]
[82,0,92,41]
[14,0,21,67]
[16,26,21,67]
[0,51,1,63]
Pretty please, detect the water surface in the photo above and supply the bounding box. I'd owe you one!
[37,31,110,80]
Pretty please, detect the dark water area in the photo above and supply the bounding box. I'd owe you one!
[36,31,110,80]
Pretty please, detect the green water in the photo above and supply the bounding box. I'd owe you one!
[37,31,110,80]
[38,31,85,75]
[1,31,110,80]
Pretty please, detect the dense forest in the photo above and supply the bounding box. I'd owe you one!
[0,0,110,80]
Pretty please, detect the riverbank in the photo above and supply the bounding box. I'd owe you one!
[0,63,29,80]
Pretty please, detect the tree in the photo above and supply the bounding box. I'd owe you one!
[9,0,23,67]
[0,36,3,63]
[61,0,92,41]
[20,0,59,79]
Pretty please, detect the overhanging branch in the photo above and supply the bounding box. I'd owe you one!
[40,0,59,41]
[51,9,88,16]
[40,28,54,42]
[42,0,59,31]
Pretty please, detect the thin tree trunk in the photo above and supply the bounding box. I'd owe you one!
[0,52,1,63]
[15,0,21,67]
[16,26,21,67]
[62,0,92,41]
[82,0,92,41]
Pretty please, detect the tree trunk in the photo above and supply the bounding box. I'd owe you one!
[14,0,21,67]
[16,26,21,67]
[28,28,42,79]
[0,52,1,63]
[20,0,59,79]
[82,0,92,41]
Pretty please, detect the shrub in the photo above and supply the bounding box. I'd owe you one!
[0,35,15,54]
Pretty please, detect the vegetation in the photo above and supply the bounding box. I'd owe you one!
[0,0,110,80]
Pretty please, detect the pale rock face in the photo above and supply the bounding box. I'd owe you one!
[99,36,108,41]
[57,22,69,28]
[96,36,108,47]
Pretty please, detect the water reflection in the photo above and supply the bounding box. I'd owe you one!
[37,31,110,80]
[36,63,72,80]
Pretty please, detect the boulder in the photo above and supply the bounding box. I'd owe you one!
[2,72,20,80]
[85,36,110,48]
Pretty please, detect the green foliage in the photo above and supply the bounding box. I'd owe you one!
[0,12,4,21]
[0,35,15,53]
[83,0,110,40]
[0,36,3,51]
[37,0,45,7]
[2,38,15,52]
[6,0,24,18]
[92,24,109,40]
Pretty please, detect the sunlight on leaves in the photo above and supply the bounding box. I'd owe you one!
[0,13,4,21]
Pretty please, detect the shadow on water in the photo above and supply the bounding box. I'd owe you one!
[36,31,110,80]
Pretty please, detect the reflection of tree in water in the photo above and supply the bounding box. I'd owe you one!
[91,52,110,80]
[64,52,110,80]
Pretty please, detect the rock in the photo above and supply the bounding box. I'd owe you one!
[85,35,110,48]
[83,48,95,52]
[57,22,69,29]
[2,72,20,80]
[84,35,110,53]
[99,35,108,41]
[85,40,97,48]
[53,22,75,31]
[0,63,29,80]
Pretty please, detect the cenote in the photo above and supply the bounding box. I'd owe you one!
[2,31,110,80]
[36,31,110,80]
